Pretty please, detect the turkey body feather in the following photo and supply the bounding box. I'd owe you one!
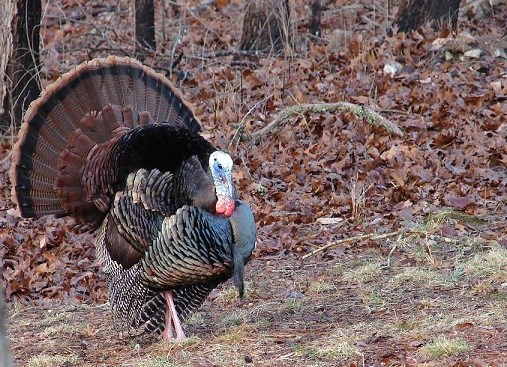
[9,56,256,339]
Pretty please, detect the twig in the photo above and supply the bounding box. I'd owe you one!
[170,52,184,70]
[249,101,404,143]
[382,242,398,268]
[0,150,12,166]
[229,94,274,149]
[230,60,259,68]
[43,5,118,27]
[189,0,216,14]
[205,49,271,58]
[302,230,403,260]
[380,108,410,115]
[302,225,499,260]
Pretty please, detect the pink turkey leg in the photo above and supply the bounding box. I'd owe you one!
[161,290,186,340]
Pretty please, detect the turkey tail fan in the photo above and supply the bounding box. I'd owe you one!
[10,56,201,227]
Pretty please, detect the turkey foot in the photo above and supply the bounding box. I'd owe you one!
[161,290,186,340]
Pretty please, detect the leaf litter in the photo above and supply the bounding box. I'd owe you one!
[1,0,506,366]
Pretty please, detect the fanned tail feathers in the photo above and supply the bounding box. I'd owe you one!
[10,56,201,227]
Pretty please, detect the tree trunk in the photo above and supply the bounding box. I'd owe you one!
[238,0,291,57]
[309,0,322,38]
[135,0,156,55]
[0,0,41,133]
[393,0,461,33]
[0,290,12,367]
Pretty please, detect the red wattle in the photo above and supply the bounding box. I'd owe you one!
[216,199,235,217]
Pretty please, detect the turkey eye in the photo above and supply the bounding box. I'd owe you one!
[217,163,223,170]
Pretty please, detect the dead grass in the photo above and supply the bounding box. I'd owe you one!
[27,354,79,367]
[8,231,507,366]
[6,208,507,367]
[315,328,362,360]
[342,261,383,283]
[41,323,81,337]
[214,281,254,305]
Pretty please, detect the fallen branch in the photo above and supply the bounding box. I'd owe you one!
[229,94,274,149]
[43,5,118,27]
[302,227,499,260]
[302,230,403,260]
[248,101,404,143]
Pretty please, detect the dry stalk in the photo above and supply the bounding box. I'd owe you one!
[349,178,373,224]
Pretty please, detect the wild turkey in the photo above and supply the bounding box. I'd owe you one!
[9,56,256,339]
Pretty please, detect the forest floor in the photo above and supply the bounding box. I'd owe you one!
[7,248,507,367]
[1,0,507,366]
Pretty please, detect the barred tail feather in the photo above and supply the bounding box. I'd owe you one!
[10,56,201,227]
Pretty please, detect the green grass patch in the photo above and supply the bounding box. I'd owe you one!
[422,336,471,357]
[307,280,335,294]
[213,281,254,307]
[391,267,443,285]
[359,290,389,311]
[293,345,319,358]
[318,340,361,359]
[284,299,303,312]
[462,246,507,282]
[343,261,383,283]
[216,309,248,329]
[184,312,205,327]
[134,356,173,367]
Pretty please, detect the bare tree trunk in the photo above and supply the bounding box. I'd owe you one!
[0,1,15,132]
[238,0,291,57]
[309,0,322,38]
[135,0,156,55]
[0,290,12,367]
[0,0,41,133]
[393,0,460,33]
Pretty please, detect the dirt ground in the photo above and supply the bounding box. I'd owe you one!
[1,0,507,366]
[7,245,507,366]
